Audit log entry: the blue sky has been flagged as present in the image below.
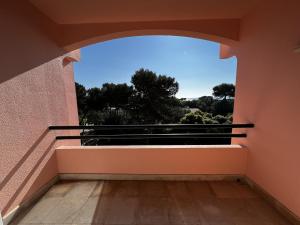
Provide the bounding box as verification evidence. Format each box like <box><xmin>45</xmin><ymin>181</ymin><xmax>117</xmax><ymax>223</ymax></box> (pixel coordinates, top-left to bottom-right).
<box><xmin>74</xmin><ymin>36</ymin><xmax>237</xmax><ymax>98</ymax></box>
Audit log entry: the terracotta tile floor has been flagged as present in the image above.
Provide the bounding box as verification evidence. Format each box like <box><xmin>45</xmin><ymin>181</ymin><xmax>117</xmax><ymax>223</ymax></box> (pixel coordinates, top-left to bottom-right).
<box><xmin>11</xmin><ymin>180</ymin><xmax>292</xmax><ymax>225</ymax></box>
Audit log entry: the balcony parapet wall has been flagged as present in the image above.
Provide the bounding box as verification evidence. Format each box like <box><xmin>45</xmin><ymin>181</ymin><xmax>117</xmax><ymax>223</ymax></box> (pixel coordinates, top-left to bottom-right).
<box><xmin>55</xmin><ymin>145</ymin><xmax>247</xmax><ymax>176</ymax></box>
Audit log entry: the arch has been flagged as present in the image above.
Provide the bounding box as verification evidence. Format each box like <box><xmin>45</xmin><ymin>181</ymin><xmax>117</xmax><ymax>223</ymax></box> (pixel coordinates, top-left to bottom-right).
<box><xmin>55</xmin><ymin>19</ymin><xmax>240</xmax><ymax>51</ymax></box>
<box><xmin>62</xmin><ymin>29</ymin><xmax>237</xmax><ymax>52</ymax></box>
<box><xmin>0</xmin><ymin>0</ymin><xmax>240</xmax><ymax>84</ymax></box>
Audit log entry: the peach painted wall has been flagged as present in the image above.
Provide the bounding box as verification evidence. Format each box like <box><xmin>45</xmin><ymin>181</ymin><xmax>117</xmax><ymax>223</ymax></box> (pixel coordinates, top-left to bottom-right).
<box><xmin>0</xmin><ymin>5</ymin><xmax>80</xmax><ymax>215</ymax></box>
<box><xmin>0</xmin><ymin>52</ymin><xmax>80</xmax><ymax>216</ymax></box>
<box><xmin>233</xmin><ymin>0</ymin><xmax>300</xmax><ymax>217</ymax></box>
<box><xmin>56</xmin><ymin>145</ymin><xmax>247</xmax><ymax>175</ymax></box>
<box><xmin>0</xmin><ymin>3</ymin><xmax>81</xmax><ymax>216</ymax></box>
<box><xmin>1</xmin><ymin>0</ymin><xmax>300</xmax><ymax>220</ymax></box>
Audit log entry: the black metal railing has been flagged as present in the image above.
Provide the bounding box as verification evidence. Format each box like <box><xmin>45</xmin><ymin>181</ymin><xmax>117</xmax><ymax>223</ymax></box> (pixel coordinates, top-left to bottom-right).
<box><xmin>49</xmin><ymin>123</ymin><xmax>254</xmax><ymax>146</ymax></box>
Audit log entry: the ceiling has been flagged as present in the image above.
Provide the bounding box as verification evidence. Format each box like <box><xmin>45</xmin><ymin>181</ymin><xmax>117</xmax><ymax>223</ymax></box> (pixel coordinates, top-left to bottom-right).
<box><xmin>29</xmin><ymin>0</ymin><xmax>259</xmax><ymax>24</ymax></box>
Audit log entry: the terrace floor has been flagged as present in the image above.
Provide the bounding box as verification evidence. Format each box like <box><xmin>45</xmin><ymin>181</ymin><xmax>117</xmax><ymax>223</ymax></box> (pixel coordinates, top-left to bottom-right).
<box><xmin>11</xmin><ymin>180</ymin><xmax>292</xmax><ymax>225</ymax></box>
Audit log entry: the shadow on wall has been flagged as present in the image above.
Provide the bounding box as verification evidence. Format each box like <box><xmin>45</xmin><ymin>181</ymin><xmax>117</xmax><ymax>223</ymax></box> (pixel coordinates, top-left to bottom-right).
<box><xmin>1</xmin><ymin>131</ymin><xmax>56</xmax><ymax>215</ymax></box>
<box><xmin>0</xmin><ymin>129</ymin><xmax>49</xmax><ymax>191</ymax></box>
<box><xmin>0</xmin><ymin>2</ymin><xmax>66</xmax><ymax>84</ymax></box>
<box><xmin>1</xmin><ymin>1</ymin><xmax>240</xmax><ymax>84</ymax></box>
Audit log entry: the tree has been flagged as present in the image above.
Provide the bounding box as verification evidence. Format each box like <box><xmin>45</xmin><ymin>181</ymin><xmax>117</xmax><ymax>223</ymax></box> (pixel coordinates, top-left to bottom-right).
<box><xmin>212</xmin><ymin>83</ymin><xmax>235</xmax><ymax>100</ymax></box>
<box><xmin>211</xmin><ymin>83</ymin><xmax>235</xmax><ymax>116</ymax></box>
<box><xmin>86</xmin><ymin>87</ymin><xmax>105</xmax><ymax>111</ymax></box>
<box><xmin>213</xmin><ymin>114</ymin><xmax>228</xmax><ymax>124</ymax></box>
<box><xmin>75</xmin><ymin>82</ymin><xmax>88</xmax><ymax>124</ymax></box>
<box><xmin>130</xmin><ymin>68</ymin><xmax>180</xmax><ymax>123</ymax></box>
<box><xmin>76</xmin><ymin>74</ymin><xmax>236</xmax><ymax>126</ymax></box>
<box><xmin>197</xmin><ymin>96</ymin><xmax>215</xmax><ymax>113</ymax></box>
<box><xmin>180</xmin><ymin>111</ymin><xmax>205</xmax><ymax>124</ymax></box>
<box><xmin>213</xmin><ymin>98</ymin><xmax>234</xmax><ymax>115</ymax></box>
<box><xmin>131</xmin><ymin>69</ymin><xmax>178</xmax><ymax>98</ymax></box>
<box><xmin>180</xmin><ymin>99</ymin><xmax>199</xmax><ymax>108</ymax></box>
<box><xmin>76</xmin><ymin>83</ymin><xmax>105</xmax><ymax>124</ymax></box>
<box><xmin>180</xmin><ymin>110</ymin><xmax>217</xmax><ymax>124</ymax></box>
<box><xmin>101</xmin><ymin>83</ymin><xmax>133</xmax><ymax>110</ymax></box>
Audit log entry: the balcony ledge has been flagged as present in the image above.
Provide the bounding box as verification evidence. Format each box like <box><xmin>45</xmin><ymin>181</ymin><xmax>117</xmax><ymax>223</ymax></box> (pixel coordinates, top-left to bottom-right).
<box><xmin>55</xmin><ymin>144</ymin><xmax>247</xmax><ymax>176</ymax></box>
<box><xmin>56</xmin><ymin>144</ymin><xmax>244</xmax><ymax>150</ymax></box>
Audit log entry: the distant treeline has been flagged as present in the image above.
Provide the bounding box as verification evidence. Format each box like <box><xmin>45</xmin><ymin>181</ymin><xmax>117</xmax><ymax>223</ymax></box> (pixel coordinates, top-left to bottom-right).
<box><xmin>75</xmin><ymin>68</ymin><xmax>235</xmax><ymax>125</ymax></box>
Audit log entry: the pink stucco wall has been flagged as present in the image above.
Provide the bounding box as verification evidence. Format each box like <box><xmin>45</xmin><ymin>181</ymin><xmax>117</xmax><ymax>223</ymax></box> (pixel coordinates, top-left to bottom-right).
<box><xmin>233</xmin><ymin>0</ymin><xmax>300</xmax><ymax>217</ymax></box>
<box><xmin>56</xmin><ymin>145</ymin><xmax>247</xmax><ymax>175</ymax></box>
<box><xmin>0</xmin><ymin>53</ymin><xmax>80</xmax><ymax>216</ymax></box>
<box><xmin>1</xmin><ymin>0</ymin><xmax>300</xmax><ymax>220</ymax></box>
<box><xmin>0</xmin><ymin>5</ymin><xmax>81</xmax><ymax>217</ymax></box>
<box><xmin>0</xmin><ymin>8</ymin><xmax>80</xmax><ymax>214</ymax></box>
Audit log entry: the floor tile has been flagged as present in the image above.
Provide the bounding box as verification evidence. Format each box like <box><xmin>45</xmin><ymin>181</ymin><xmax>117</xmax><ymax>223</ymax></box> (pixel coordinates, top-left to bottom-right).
<box><xmin>42</xmin><ymin>181</ymin><xmax>98</xmax><ymax>223</ymax></box>
<box><xmin>136</xmin><ymin>197</ymin><xmax>182</xmax><ymax>225</ymax></box>
<box><xmin>210</xmin><ymin>181</ymin><xmax>245</xmax><ymax>198</ymax></box>
<box><xmin>246</xmin><ymin>198</ymin><xmax>292</xmax><ymax>225</ymax></box>
<box><xmin>198</xmin><ymin>198</ymin><xmax>233</xmax><ymax>223</ymax></box>
<box><xmin>139</xmin><ymin>181</ymin><xmax>169</xmax><ymax>197</ymax></box>
<box><xmin>10</xmin><ymin>180</ymin><xmax>293</xmax><ymax>225</ymax></box>
<box><xmin>92</xmin><ymin>196</ymin><xmax>139</xmax><ymax>225</ymax></box>
<box><xmin>102</xmin><ymin>180</ymin><xmax>140</xmax><ymax>197</ymax></box>
<box><xmin>186</xmin><ymin>181</ymin><xmax>215</xmax><ymax>198</ymax></box>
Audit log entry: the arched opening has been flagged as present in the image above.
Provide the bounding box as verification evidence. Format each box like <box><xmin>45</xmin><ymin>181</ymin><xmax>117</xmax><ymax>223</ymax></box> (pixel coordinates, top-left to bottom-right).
<box><xmin>3</xmin><ymin>2</ymin><xmax>300</xmax><ymax>224</ymax></box>
<box><xmin>61</xmin><ymin>26</ymin><xmax>239</xmax><ymax>52</ymax></box>
<box><xmin>72</xmin><ymin>35</ymin><xmax>238</xmax><ymax>145</ymax></box>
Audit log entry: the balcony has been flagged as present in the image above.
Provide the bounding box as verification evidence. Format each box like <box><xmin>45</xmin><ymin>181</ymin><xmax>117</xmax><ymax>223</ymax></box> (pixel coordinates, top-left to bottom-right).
<box><xmin>10</xmin><ymin>180</ymin><xmax>292</xmax><ymax>225</ymax></box>
<box><xmin>1</xmin><ymin>1</ymin><xmax>300</xmax><ymax>225</ymax></box>
<box><xmin>2</xmin><ymin>124</ymin><xmax>296</xmax><ymax>225</ymax></box>
<box><xmin>51</xmin><ymin>124</ymin><xmax>250</xmax><ymax>176</ymax></box>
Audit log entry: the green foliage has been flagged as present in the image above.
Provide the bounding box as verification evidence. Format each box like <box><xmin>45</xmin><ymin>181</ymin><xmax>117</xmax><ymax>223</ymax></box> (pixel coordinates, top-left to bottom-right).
<box><xmin>213</xmin><ymin>83</ymin><xmax>235</xmax><ymax>100</ymax></box>
<box><xmin>101</xmin><ymin>110</ymin><xmax>127</xmax><ymax>125</ymax></box>
<box><xmin>131</xmin><ymin>68</ymin><xmax>178</xmax><ymax>97</ymax></box>
<box><xmin>180</xmin><ymin>111</ymin><xmax>204</xmax><ymax>124</ymax></box>
<box><xmin>180</xmin><ymin>110</ymin><xmax>233</xmax><ymax>125</ymax></box>
<box><xmin>75</xmin><ymin>82</ymin><xmax>87</xmax><ymax>110</ymax></box>
<box><xmin>213</xmin><ymin>99</ymin><xmax>234</xmax><ymax>115</ymax></box>
<box><xmin>75</xmin><ymin>82</ymin><xmax>88</xmax><ymax>124</ymax></box>
<box><xmin>85</xmin><ymin>110</ymin><xmax>103</xmax><ymax>125</ymax></box>
<box><xmin>86</xmin><ymin>87</ymin><xmax>105</xmax><ymax>111</ymax></box>
<box><xmin>75</xmin><ymin>69</ymin><xmax>235</xmax><ymax>126</ymax></box>
<box><xmin>213</xmin><ymin>114</ymin><xmax>228</xmax><ymax>124</ymax></box>
<box><xmin>180</xmin><ymin>110</ymin><xmax>218</xmax><ymax>124</ymax></box>
<box><xmin>129</xmin><ymin>68</ymin><xmax>181</xmax><ymax>123</ymax></box>
<box><xmin>179</xmin><ymin>98</ymin><xmax>199</xmax><ymax>108</ymax></box>
<box><xmin>101</xmin><ymin>83</ymin><xmax>133</xmax><ymax>109</ymax></box>
<box><xmin>197</xmin><ymin>96</ymin><xmax>215</xmax><ymax>113</ymax></box>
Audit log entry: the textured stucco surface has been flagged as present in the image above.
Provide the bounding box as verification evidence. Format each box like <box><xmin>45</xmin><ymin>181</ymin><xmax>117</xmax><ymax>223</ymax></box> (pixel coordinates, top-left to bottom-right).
<box><xmin>232</xmin><ymin>0</ymin><xmax>300</xmax><ymax>217</ymax></box>
<box><xmin>0</xmin><ymin>2</ymin><xmax>66</xmax><ymax>84</ymax></box>
<box><xmin>0</xmin><ymin>53</ymin><xmax>80</xmax><ymax>216</ymax></box>
<box><xmin>56</xmin><ymin>145</ymin><xmax>247</xmax><ymax>175</ymax></box>
<box><xmin>0</xmin><ymin>5</ymin><xmax>80</xmax><ymax>217</ymax></box>
<box><xmin>1</xmin><ymin>0</ymin><xmax>300</xmax><ymax>220</ymax></box>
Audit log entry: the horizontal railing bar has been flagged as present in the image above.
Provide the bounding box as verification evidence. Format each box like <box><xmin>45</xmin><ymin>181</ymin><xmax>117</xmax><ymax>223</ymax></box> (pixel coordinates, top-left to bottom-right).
<box><xmin>49</xmin><ymin>123</ymin><xmax>254</xmax><ymax>130</ymax></box>
<box><xmin>56</xmin><ymin>133</ymin><xmax>247</xmax><ymax>140</ymax></box>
